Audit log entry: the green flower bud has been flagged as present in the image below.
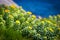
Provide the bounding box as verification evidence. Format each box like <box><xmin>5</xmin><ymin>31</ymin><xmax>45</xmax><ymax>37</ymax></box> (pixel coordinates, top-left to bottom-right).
<box><xmin>20</xmin><ymin>17</ymin><xmax>25</xmax><ymax>22</ymax></box>
<box><xmin>20</xmin><ymin>13</ymin><xmax>24</xmax><ymax>17</ymax></box>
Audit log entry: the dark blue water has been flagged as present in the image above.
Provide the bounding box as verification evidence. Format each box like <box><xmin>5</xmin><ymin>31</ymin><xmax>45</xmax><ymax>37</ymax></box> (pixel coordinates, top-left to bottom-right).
<box><xmin>13</xmin><ymin>0</ymin><xmax>60</xmax><ymax>17</ymax></box>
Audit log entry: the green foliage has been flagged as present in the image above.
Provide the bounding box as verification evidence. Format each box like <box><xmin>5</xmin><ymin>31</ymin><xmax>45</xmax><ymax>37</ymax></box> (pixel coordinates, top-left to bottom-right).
<box><xmin>0</xmin><ymin>5</ymin><xmax>60</xmax><ymax>40</ymax></box>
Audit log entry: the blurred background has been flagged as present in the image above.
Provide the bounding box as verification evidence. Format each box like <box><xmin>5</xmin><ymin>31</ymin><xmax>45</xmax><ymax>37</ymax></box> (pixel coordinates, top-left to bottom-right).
<box><xmin>13</xmin><ymin>0</ymin><xmax>60</xmax><ymax>17</ymax></box>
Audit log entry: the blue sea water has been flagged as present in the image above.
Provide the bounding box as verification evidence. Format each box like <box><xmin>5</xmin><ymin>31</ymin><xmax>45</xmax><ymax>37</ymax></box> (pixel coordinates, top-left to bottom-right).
<box><xmin>13</xmin><ymin>0</ymin><xmax>60</xmax><ymax>17</ymax></box>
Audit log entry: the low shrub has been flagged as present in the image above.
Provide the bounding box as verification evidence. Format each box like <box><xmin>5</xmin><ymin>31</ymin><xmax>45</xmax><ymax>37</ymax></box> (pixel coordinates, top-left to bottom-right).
<box><xmin>0</xmin><ymin>4</ymin><xmax>60</xmax><ymax>40</ymax></box>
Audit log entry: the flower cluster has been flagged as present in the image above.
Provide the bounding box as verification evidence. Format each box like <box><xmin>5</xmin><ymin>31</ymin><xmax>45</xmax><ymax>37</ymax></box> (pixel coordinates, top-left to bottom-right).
<box><xmin>15</xmin><ymin>20</ymin><xmax>20</xmax><ymax>24</ymax></box>
<box><xmin>0</xmin><ymin>5</ymin><xmax>60</xmax><ymax>40</ymax></box>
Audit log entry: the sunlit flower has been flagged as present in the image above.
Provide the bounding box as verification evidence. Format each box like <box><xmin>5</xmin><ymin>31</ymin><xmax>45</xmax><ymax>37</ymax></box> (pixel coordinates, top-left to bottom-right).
<box><xmin>58</xmin><ymin>28</ymin><xmax>60</xmax><ymax>30</ymax></box>
<box><xmin>47</xmin><ymin>20</ymin><xmax>52</xmax><ymax>24</ymax></box>
<box><xmin>28</xmin><ymin>26</ymin><xmax>32</xmax><ymax>29</ymax></box>
<box><xmin>31</xmin><ymin>21</ymin><xmax>35</xmax><ymax>24</ymax></box>
<box><xmin>9</xmin><ymin>15</ymin><xmax>14</xmax><ymax>19</ymax></box>
<box><xmin>26</xmin><ymin>21</ymin><xmax>29</xmax><ymax>24</ymax></box>
<box><xmin>31</xmin><ymin>18</ymin><xmax>34</xmax><ymax>20</ymax></box>
<box><xmin>54</xmin><ymin>24</ymin><xmax>57</xmax><ymax>26</ymax></box>
<box><xmin>5</xmin><ymin>9</ymin><xmax>10</xmax><ymax>12</ymax></box>
<box><xmin>41</xmin><ymin>21</ymin><xmax>45</xmax><ymax>24</ymax></box>
<box><xmin>27</xmin><ymin>11</ymin><xmax>32</xmax><ymax>15</ymax></box>
<box><xmin>16</xmin><ymin>20</ymin><xmax>20</xmax><ymax>24</ymax></box>
<box><xmin>32</xmin><ymin>15</ymin><xmax>36</xmax><ymax>19</ymax></box>
<box><xmin>49</xmin><ymin>28</ymin><xmax>54</xmax><ymax>32</ymax></box>
<box><xmin>10</xmin><ymin>4</ymin><xmax>16</xmax><ymax>8</ymax></box>
<box><xmin>54</xmin><ymin>16</ymin><xmax>57</xmax><ymax>19</ymax></box>
<box><xmin>43</xmin><ymin>36</ymin><xmax>47</xmax><ymax>39</ymax></box>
